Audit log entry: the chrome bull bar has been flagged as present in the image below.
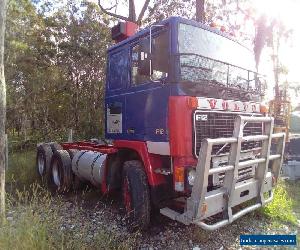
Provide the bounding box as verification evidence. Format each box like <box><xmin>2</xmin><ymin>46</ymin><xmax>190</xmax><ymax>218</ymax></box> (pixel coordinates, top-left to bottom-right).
<box><xmin>160</xmin><ymin>116</ymin><xmax>286</xmax><ymax>231</ymax></box>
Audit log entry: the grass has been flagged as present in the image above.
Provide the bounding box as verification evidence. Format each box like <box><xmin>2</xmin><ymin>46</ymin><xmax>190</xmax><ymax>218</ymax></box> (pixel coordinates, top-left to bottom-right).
<box><xmin>2</xmin><ymin>150</ymin><xmax>300</xmax><ymax>249</ymax></box>
<box><xmin>261</xmin><ymin>180</ymin><xmax>298</xmax><ymax>225</ymax></box>
<box><xmin>6</xmin><ymin>150</ymin><xmax>38</xmax><ymax>190</ymax></box>
<box><xmin>1</xmin><ymin>150</ymin><xmax>135</xmax><ymax>250</ymax></box>
<box><xmin>191</xmin><ymin>180</ymin><xmax>300</xmax><ymax>248</ymax></box>
<box><xmin>0</xmin><ymin>185</ymin><xmax>60</xmax><ymax>250</ymax></box>
<box><xmin>0</xmin><ymin>184</ymin><xmax>135</xmax><ymax>250</ymax></box>
<box><xmin>0</xmin><ymin>182</ymin><xmax>135</xmax><ymax>250</ymax></box>
<box><xmin>285</xmin><ymin>180</ymin><xmax>300</xmax><ymax>218</ymax></box>
<box><xmin>258</xmin><ymin>180</ymin><xmax>300</xmax><ymax>249</ymax></box>
<box><xmin>0</xmin><ymin>184</ymin><xmax>62</xmax><ymax>250</ymax></box>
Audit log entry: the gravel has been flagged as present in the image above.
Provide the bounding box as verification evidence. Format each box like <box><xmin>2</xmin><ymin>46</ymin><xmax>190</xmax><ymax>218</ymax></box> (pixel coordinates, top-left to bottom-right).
<box><xmin>40</xmin><ymin>188</ymin><xmax>298</xmax><ymax>250</ymax></box>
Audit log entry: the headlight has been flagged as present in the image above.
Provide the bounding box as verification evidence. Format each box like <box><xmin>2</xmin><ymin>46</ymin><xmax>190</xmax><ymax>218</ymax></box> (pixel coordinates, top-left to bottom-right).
<box><xmin>187</xmin><ymin>169</ymin><xmax>196</xmax><ymax>186</ymax></box>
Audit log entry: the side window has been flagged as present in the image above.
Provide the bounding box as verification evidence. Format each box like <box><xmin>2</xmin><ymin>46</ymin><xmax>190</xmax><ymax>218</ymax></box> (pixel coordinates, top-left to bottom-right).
<box><xmin>131</xmin><ymin>30</ymin><xmax>169</xmax><ymax>85</ymax></box>
<box><xmin>131</xmin><ymin>44</ymin><xmax>150</xmax><ymax>85</ymax></box>
<box><xmin>109</xmin><ymin>49</ymin><xmax>129</xmax><ymax>90</ymax></box>
<box><xmin>152</xmin><ymin>30</ymin><xmax>169</xmax><ymax>75</ymax></box>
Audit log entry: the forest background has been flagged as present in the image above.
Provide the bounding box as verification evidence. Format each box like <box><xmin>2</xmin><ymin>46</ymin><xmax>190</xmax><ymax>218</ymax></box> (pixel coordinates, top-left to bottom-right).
<box><xmin>5</xmin><ymin>0</ymin><xmax>297</xmax><ymax>150</ymax></box>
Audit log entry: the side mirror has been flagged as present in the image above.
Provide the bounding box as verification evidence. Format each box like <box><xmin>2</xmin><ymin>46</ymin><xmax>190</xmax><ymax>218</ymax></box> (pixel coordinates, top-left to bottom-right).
<box><xmin>138</xmin><ymin>37</ymin><xmax>152</xmax><ymax>76</ymax></box>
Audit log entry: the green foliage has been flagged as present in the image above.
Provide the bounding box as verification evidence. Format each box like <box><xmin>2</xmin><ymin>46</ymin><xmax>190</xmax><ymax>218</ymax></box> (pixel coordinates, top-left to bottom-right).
<box><xmin>5</xmin><ymin>0</ymin><xmax>112</xmax><ymax>142</ymax></box>
<box><xmin>6</xmin><ymin>150</ymin><xmax>37</xmax><ymax>190</ymax></box>
<box><xmin>285</xmin><ymin>180</ymin><xmax>300</xmax><ymax>220</ymax></box>
<box><xmin>5</xmin><ymin>0</ymin><xmax>270</xmax><ymax>144</ymax></box>
<box><xmin>261</xmin><ymin>181</ymin><xmax>298</xmax><ymax>225</ymax></box>
<box><xmin>145</xmin><ymin>0</ymin><xmax>195</xmax><ymax>25</ymax></box>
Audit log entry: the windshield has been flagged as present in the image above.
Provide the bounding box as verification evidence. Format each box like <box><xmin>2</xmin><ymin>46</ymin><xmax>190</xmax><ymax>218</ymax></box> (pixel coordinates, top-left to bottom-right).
<box><xmin>178</xmin><ymin>23</ymin><xmax>261</xmax><ymax>93</ymax></box>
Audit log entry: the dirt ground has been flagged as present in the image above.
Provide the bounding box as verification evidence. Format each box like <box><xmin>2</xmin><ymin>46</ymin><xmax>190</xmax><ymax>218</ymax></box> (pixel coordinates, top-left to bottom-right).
<box><xmin>51</xmin><ymin>181</ymin><xmax>299</xmax><ymax>250</ymax></box>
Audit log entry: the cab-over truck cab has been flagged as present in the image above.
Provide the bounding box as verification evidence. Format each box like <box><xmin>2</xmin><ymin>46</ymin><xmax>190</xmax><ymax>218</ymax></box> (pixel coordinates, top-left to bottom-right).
<box><xmin>37</xmin><ymin>17</ymin><xmax>286</xmax><ymax>231</ymax></box>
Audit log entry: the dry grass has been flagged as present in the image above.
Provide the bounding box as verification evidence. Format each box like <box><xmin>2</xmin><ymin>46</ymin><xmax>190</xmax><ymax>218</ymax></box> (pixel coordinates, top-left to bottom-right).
<box><xmin>2</xmin><ymin>150</ymin><xmax>135</xmax><ymax>250</ymax></box>
<box><xmin>3</xmin><ymin>150</ymin><xmax>300</xmax><ymax>249</ymax></box>
<box><xmin>0</xmin><ymin>183</ymin><xmax>135</xmax><ymax>250</ymax></box>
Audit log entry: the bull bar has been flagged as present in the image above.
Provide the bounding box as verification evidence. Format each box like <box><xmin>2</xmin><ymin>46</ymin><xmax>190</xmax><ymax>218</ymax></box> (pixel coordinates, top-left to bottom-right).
<box><xmin>160</xmin><ymin>115</ymin><xmax>286</xmax><ymax>231</ymax></box>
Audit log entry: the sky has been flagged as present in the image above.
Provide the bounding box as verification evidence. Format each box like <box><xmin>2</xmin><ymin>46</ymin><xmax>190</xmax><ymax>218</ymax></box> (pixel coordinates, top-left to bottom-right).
<box><xmin>253</xmin><ymin>0</ymin><xmax>300</xmax><ymax>77</ymax></box>
<box><xmin>270</xmin><ymin>1</ymin><xmax>300</xmax><ymax>83</ymax></box>
<box><xmin>97</xmin><ymin>0</ymin><xmax>145</xmax><ymax>18</ymax></box>
<box><xmin>252</xmin><ymin>0</ymin><xmax>300</xmax><ymax>105</ymax></box>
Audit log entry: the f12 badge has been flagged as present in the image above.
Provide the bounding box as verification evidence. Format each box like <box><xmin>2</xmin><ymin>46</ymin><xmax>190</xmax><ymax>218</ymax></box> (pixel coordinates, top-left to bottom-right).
<box><xmin>155</xmin><ymin>128</ymin><xmax>164</xmax><ymax>135</ymax></box>
<box><xmin>195</xmin><ymin>114</ymin><xmax>208</xmax><ymax>121</ymax></box>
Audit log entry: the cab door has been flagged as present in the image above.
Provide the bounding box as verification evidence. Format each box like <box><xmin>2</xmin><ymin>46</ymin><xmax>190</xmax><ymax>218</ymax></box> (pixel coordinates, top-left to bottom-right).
<box><xmin>105</xmin><ymin>47</ymin><xmax>130</xmax><ymax>140</ymax></box>
<box><xmin>125</xmin><ymin>29</ymin><xmax>170</xmax><ymax>142</ymax></box>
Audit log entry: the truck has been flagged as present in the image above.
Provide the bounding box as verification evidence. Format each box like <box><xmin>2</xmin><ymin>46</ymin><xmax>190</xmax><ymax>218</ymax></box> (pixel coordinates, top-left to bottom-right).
<box><xmin>36</xmin><ymin>17</ymin><xmax>286</xmax><ymax>231</ymax></box>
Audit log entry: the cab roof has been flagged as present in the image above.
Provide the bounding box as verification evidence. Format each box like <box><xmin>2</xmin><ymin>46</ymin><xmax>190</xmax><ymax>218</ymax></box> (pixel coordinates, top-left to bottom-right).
<box><xmin>108</xmin><ymin>16</ymin><xmax>240</xmax><ymax>52</ymax></box>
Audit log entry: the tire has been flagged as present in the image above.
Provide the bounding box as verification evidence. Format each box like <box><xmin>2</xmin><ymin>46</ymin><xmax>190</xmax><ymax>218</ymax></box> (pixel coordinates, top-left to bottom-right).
<box><xmin>36</xmin><ymin>144</ymin><xmax>53</xmax><ymax>181</ymax></box>
<box><xmin>67</xmin><ymin>149</ymin><xmax>78</xmax><ymax>160</ymax></box>
<box><xmin>122</xmin><ymin>160</ymin><xmax>150</xmax><ymax>231</ymax></box>
<box><xmin>48</xmin><ymin>150</ymin><xmax>73</xmax><ymax>193</ymax></box>
<box><xmin>49</xmin><ymin>142</ymin><xmax>63</xmax><ymax>152</ymax></box>
<box><xmin>67</xmin><ymin>149</ymin><xmax>85</xmax><ymax>191</ymax></box>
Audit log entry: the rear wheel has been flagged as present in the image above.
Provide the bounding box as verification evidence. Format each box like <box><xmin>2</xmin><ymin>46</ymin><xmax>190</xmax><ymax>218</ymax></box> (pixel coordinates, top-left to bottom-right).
<box><xmin>36</xmin><ymin>144</ymin><xmax>53</xmax><ymax>181</ymax></box>
<box><xmin>49</xmin><ymin>142</ymin><xmax>62</xmax><ymax>152</ymax></box>
<box><xmin>48</xmin><ymin>150</ymin><xmax>73</xmax><ymax>193</ymax></box>
<box><xmin>122</xmin><ymin>160</ymin><xmax>150</xmax><ymax>231</ymax></box>
<box><xmin>67</xmin><ymin>149</ymin><xmax>78</xmax><ymax>160</ymax></box>
<box><xmin>67</xmin><ymin>149</ymin><xmax>85</xmax><ymax>191</ymax></box>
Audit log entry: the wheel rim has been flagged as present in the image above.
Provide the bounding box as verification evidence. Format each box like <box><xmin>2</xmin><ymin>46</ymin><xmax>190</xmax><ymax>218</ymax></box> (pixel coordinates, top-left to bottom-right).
<box><xmin>52</xmin><ymin>160</ymin><xmax>61</xmax><ymax>187</ymax></box>
<box><xmin>38</xmin><ymin>154</ymin><xmax>45</xmax><ymax>176</ymax></box>
<box><xmin>123</xmin><ymin>178</ymin><xmax>132</xmax><ymax>213</ymax></box>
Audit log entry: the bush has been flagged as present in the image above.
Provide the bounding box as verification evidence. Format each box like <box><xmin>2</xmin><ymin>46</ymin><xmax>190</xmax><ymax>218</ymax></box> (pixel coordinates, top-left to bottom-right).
<box><xmin>261</xmin><ymin>180</ymin><xmax>298</xmax><ymax>225</ymax></box>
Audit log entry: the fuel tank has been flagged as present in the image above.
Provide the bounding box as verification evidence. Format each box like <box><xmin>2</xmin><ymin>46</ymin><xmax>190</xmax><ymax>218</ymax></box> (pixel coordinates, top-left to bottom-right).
<box><xmin>71</xmin><ymin>151</ymin><xmax>107</xmax><ymax>187</ymax></box>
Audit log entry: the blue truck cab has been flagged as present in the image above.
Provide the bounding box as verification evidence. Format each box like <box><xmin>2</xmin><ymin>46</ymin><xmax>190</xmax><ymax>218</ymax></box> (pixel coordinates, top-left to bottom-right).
<box><xmin>105</xmin><ymin>16</ymin><xmax>262</xmax><ymax>145</ymax></box>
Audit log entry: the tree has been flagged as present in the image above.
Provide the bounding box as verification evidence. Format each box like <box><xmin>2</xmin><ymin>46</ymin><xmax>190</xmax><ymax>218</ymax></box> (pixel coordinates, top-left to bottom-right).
<box><xmin>144</xmin><ymin>0</ymin><xmax>195</xmax><ymax>25</ymax></box>
<box><xmin>0</xmin><ymin>0</ymin><xmax>7</xmax><ymax>220</ymax></box>
<box><xmin>5</xmin><ymin>0</ymin><xmax>112</xmax><ymax>141</ymax></box>
<box><xmin>269</xmin><ymin>21</ymin><xmax>292</xmax><ymax>98</ymax></box>
<box><xmin>196</xmin><ymin>0</ymin><xmax>205</xmax><ymax>22</ymax></box>
<box><xmin>98</xmin><ymin>0</ymin><xmax>150</xmax><ymax>25</ymax></box>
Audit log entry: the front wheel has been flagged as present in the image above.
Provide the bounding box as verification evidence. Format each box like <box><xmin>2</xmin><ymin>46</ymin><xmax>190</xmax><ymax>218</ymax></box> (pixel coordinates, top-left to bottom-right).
<box><xmin>122</xmin><ymin>160</ymin><xmax>150</xmax><ymax>231</ymax></box>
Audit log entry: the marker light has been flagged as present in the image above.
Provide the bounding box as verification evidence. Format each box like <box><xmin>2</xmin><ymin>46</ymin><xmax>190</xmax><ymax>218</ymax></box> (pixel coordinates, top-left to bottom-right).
<box><xmin>210</xmin><ymin>22</ymin><xmax>217</xmax><ymax>28</ymax></box>
<box><xmin>260</xmin><ymin>103</ymin><xmax>269</xmax><ymax>113</ymax></box>
<box><xmin>187</xmin><ymin>97</ymin><xmax>198</xmax><ymax>109</ymax></box>
<box><xmin>229</xmin><ymin>31</ymin><xmax>236</xmax><ymax>37</ymax></box>
<box><xmin>174</xmin><ymin>166</ymin><xmax>185</xmax><ymax>192</ymax></box>
<box><xmin>220</xmin><ymin>26</ymin><xmax>226</xmax><ymax>32</ymax></box>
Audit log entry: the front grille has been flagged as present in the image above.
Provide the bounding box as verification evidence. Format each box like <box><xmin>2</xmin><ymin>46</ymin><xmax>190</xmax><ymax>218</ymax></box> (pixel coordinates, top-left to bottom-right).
<box><xmin>193</xmin><ymin>111</ymin><xmax>262</xmax><ymax>157</ymax></box>
<box><xmin>211</xmin><ymin>156</ymin><xmax>256</xmax><ymax>186</ymax></box>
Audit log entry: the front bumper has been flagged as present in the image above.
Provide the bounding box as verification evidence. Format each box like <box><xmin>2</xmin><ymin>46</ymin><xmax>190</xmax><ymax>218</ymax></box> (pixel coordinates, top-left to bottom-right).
<box><xmin>160</xmin><ymin>115</ymin><xmax>286</xmax><ymax>230</ymax></box>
